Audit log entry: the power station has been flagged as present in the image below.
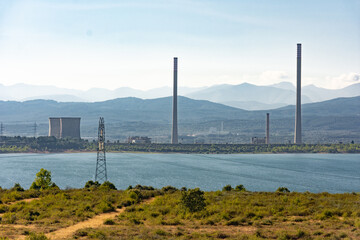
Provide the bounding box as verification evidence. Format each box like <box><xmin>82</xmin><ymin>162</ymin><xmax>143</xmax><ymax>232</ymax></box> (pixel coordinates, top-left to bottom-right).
<box><xmin>49</xmin><ymin>117</ymin><xmax>81</xmax><ymax>139</ymax></box>
<box><xmin>171</xmin><ymin>57</ymin><xmax>179</xmax><ymax>144</ymax></box>
<box><xmin>294</xmin><ymin>43</ymin><xmax>302</xmax><ymax>144</ymax></box>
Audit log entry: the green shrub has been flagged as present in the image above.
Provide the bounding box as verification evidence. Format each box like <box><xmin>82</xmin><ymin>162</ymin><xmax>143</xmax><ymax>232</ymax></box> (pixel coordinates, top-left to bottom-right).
<box><xmin>99</xmin><ymin>181</ymin><xmax>117</xmax><ymax>190</ymax></box>
<box><xmin>235</xmin><ymin>184</ymin><xmax>246</xmax><ymax>192</ymax></box>
<box><xmin>103</xmin><ymin>219</ymin><xmax>115</xmax><ymax>225</ymax></box>
<box><xmin>96</xmin><ymin>201</ymin><xmax>115</xmax><ymax>213</ymax></box>
<box><xmin>133</xmin><ymin>185</ymin><xmax>154</xmax><ymax>190</ymax></box>
<box><xmin>84</xmin><ymin>180</ymin><xmax>100</xmax><ymax>188</ymax></box>
<box><xmin>161</xmin><ymin>186</ymin><xmax>178</xmax><ymax>193</ymax></box>
<box><xmin>128</xmin><ymin>189</ymin><xmax>143</xmax><ymax>202</ymax></box>
<box><xmin>11</xmin><ymin>183</ymin><xmax>24</xmax><ymax>192</ymax></box>
<box><xmin>25</xmin><ymin>233</ymin><xmax>49</xmax><ymax>240</ymax></box>
<box><xmin>180</xmin><ymin>188</ymin><xmax>206</xmax><ymax>212</ymax></box>
<box><xmin>276</xmin><ymin>187</ymin><xmax>290</xmax><ymax>193</ymax></box>
<box><xmin>222</xmin><ymin>185</ymin><xmax>233</xmax><ymax>191</ymax></box>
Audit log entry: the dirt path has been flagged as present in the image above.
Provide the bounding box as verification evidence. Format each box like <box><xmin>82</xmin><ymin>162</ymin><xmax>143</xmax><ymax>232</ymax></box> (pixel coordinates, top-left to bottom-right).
<box><xmin>3</xmin><ymin>197</ymin><xmax>40</xmax><ymax>205</ymax></box>
<box><xmin>46</xmin><ymin>197</ymin><xmax>156</xmax><ymax>240</ymax></box>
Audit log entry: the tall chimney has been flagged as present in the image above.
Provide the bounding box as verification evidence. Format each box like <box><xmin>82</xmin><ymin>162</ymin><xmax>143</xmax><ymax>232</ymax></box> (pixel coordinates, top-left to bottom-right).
<box><xmin>266</xmin><ymin>113</ymin><xmax>270</xmax><ymax>144</ymax></box>
<box><xmin>294</xmin><ymin>43</ymin><xmax>302</xmax><ymax>144</ymax></box>
<box><xmin>171</xmin><ymin>57</ymin><xmax>178</xmax><ymax>144</ymax></box>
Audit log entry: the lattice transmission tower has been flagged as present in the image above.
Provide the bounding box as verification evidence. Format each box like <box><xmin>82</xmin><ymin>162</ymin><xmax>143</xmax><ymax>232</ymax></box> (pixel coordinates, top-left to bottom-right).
<box><xmin>95</xmin><ymin>117</ymin><xmax>107</xmax><ymax>182</ymax></box>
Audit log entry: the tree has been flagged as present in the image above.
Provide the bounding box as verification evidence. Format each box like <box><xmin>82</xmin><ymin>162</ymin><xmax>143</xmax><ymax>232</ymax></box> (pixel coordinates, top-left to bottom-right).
<box><xmin>30</xmin><ymin>168</ymin><xmax>55</xmax><ymax>190</ymax></box>
<box><xmin>181</xmin><ymin>188</ymin><xmax>206</xmax><ymax>212</ymax></box>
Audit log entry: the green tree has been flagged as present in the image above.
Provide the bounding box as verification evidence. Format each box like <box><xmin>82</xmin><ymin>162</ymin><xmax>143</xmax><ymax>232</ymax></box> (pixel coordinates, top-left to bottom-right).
<box><xmin>181</xmin><ymin>188</ymin><xmax>206</xmax><ymax>212</ymax></box>
<box><xmin>30</xmin><ymin>168</ymin><xmax>54</xmax><ymax>190</ymax></box>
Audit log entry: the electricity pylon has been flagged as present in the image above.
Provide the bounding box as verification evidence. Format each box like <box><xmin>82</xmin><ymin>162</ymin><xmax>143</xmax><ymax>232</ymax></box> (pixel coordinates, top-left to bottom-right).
<box><xmin>95</xmin><ymin>117</ymin><xmax>107</xmax><ymax>182</ymax></box>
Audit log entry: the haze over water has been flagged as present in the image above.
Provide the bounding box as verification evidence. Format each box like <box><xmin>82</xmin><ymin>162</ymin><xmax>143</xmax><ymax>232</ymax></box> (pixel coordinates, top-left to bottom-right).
<box><xmin>0</xmin><ymin>153</ymin><xmax>359</xmax><ymax>193</ymax></box>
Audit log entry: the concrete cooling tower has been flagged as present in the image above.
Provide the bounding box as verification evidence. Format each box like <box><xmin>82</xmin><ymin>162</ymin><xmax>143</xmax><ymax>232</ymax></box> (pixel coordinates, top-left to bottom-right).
<box><xmin>49</xmin><ymin>117</ymin><xmax>81</xmax><ymax>139</ymax></box>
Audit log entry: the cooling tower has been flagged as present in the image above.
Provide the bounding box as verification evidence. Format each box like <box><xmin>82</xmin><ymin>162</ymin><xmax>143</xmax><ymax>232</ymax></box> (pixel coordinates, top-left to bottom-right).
<box><xmin>49</xmin><ymin>118</ymin><xmax>61</xmax><ymax>138</ymax></box>
<box><xmin>49</xmin><ymin>117</ymin><xmax>81</xmax><ymax>139</ymax></box>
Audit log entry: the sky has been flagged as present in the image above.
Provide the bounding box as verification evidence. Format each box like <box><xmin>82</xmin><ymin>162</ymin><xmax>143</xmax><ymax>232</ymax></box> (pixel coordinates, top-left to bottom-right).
<box><xmin>0</xmin><ymin>0</ymin><xmax>359</xmax><ymax>90</ymax></box>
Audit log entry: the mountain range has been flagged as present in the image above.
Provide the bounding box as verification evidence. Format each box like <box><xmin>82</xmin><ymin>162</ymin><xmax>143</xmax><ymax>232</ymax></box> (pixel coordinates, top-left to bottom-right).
<box><xmin>0</xmin><ymin>82</ymin><xmax>359</xmax><ymax>111</ymax></box>
<box><xmin>0</xmin><ymin>96</ymin><xmax>359</xmax><ymax>143</ymax></box>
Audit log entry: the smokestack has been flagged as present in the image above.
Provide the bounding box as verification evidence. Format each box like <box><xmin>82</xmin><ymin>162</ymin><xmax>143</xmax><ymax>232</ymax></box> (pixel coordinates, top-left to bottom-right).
<box><xmin>294</xmin><ymin>43</ymin><xmax>302</xmax><ymax>144</ymax></box>
<box><xmin>266</xmin><ymin>113</ymin><xmax>270</xmax><ymax>144</ymax></box>
<box><xmin>171</xmin><ymin>57</ymin><xmax>178</xmax><ymax>144</ymax></box>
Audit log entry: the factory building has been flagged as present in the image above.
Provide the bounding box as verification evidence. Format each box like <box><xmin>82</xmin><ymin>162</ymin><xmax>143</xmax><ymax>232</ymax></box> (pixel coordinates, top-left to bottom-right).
<box><xmin>251</xmin><ymin>137</ymin><xmax>266</xmax><ymax>144</ymax></box>
<box><xmin>128</xmin><ymin>136</ymin><xmax>151</xmax><ymax>144</ymax></box>
<box><xmin>49</xmin><ymin>117</ymin><xmax>81</xmax><ymax>139</ymax></box>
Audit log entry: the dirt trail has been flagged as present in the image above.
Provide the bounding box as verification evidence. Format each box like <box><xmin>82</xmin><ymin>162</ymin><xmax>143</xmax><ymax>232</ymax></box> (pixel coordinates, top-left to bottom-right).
<box><xmin>3</xmin><ymin>198</ymin><xmax>40</xmax><ymax>205</ymax></box>
<box><xmin>46</xmin><ymin>197</ymin><xmax>156</xmax><ymax>240</ymax></box>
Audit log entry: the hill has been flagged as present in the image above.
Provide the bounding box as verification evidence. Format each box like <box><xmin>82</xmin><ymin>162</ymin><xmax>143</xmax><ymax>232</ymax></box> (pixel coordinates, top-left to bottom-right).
<box><xmin>0</xmin><ymin>96</ymin><xmax>359</xmax><ymax>143</ymax></box>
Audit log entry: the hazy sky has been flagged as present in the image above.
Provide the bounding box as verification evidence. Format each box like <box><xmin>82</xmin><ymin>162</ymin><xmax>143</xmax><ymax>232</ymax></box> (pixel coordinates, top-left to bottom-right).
<box><xmin>0</xmin><ymin>0</ymin><xmax>359</xmax><ymax>90</ymax></box>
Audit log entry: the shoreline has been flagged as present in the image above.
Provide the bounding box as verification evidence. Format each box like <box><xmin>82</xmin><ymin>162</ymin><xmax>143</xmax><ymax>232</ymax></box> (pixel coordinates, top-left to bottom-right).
<box><xmin>0</xmin><ymin>150</ymin><xmax>359</xmax><ymax>154</ymax></box>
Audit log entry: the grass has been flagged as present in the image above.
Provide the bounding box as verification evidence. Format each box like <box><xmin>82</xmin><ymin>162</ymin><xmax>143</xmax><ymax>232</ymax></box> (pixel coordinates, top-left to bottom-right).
<box><xmin>1</xmin><ymin>187</ymin><xmax>360</xmax><ymax>239</ymax></box>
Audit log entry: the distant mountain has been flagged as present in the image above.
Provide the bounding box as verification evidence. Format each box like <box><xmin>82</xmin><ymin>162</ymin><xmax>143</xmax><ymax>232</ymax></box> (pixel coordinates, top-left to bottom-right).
<box><xmin>303</xmin><ymin>83</ymin><xmax>360</xmax><ymax>102</ymax></box>
<box><xmin>0</xmin><ymin>96</ymin><xmax>359</xmax><ymax>143</ymax></box>
<box><xmin>270</xmin><ymin>82</ymin><xmax>296</xmax><ymax>91</ymax></box>
<box><xmin>0</xmin><ymin>95</ymin><xmax>358</xmax><ymax>124</ymax></box>
<box><xmin>0</xmin><ymin>97</ymin><xmax>251</xmax><ymax>124</ymax></box>
<box><xmin>0</xmin><ymin>82</ymin><xmax>359</xmax><ymax>111</ymax></box>
<box><xmin>0</xmin><ymin>83</ymin><xmax>204</xmax><ymax>102</ymax></box>
<box><xmin>273</xmin><ymin>96</ymin><xmax>360</xmax><ymax>117</ymax></box>
<box><xmin>185</xmin><ymin>83</ymin><xmax>313</xmax><ymax>107</ymax></box>
<box><xmin>23</xmin><ymin>94</ymin><xmax>86</xmax><ymax>102</ymax></box>
<box><xmin>220</xmin><ymin>101</ymin><xmax>288</xmax><ymax>111</ymax></box>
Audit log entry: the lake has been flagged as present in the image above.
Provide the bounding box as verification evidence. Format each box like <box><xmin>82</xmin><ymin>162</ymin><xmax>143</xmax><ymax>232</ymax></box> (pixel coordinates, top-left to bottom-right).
<box><xmin>0</xmin><ymin>153</ymin><xmax>359</xmax><ymax>193</ymax></box>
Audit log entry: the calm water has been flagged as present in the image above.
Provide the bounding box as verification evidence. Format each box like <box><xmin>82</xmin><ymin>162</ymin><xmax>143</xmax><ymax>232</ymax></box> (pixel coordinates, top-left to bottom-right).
<box><xmin>0</xmin><ymin>153</ymin><xmax>359</xmax><ymax>193</ymax></box>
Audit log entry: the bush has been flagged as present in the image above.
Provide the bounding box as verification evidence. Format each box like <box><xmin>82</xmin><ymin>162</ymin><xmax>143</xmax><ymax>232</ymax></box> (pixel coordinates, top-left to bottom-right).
<box><xmin>276</xmin><ymin>187</ymin><xmax>290</xmax><ymax>193</ymax></box>
<box><xmin>103</xmin><ymin>219</ymin><xmax>115</xmax><ymax>225</ymax></box>
<box><xmin>180</xmin><ymin>188</ymin><xmax>206</xmax><ymax>212</ymax></box>
<box><xmin>161</xmin><ymin>186</ymin><xmax>178</xmax><ymax>193</ymax></box>
<box><xmin>11</xmin><ymin>183</ymin><xmax>24</xmax><ymax>192</ymax></box>
<box><xmin>222</xmin><ymin>185</ymin><xmax>233</xmax><ymax>191</ymax></box>
<box><xmin>84</xmin><ymin>180</ymin><xmax>100</xmax><ymax>188</ymax></box>
<box><xmin>133</xmin><ymin>185</ymin><xmax>154</xmax><ymax>190</ymax></box>
<box><xmin>25</xmin><ymin>233</ymin><xmax>49</xmax><ymax>240</ymax></box>
<box><xmin>235</xmin><ymin>184</ymin><xmax>246</xmax><ymax>192</ymax></box>
<box><xmin>99</xmin><ymin>181</ymin><xmax>117</xmax><ymax>190</ymax></box>
<box><xmin>97</xmin><ymin>201</ymin><xmax>115</xmax><ymax>213</ymax></box>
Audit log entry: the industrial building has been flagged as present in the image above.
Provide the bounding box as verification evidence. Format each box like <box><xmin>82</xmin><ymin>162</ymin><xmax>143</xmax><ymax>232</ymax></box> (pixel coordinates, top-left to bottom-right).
<box><xmin>128</xmin><ymin>136</ymin><xmax>151</xmax><ymax>144</ymax></box>
<box><xmin>251</xmin><ymin>137</ymin><xmax>266</xmax><ymax>144</ymax></box>
<box><xmin>49</xmin><ymin>117</ymin><xmax>81</xmax><ymax>139</ymax></box>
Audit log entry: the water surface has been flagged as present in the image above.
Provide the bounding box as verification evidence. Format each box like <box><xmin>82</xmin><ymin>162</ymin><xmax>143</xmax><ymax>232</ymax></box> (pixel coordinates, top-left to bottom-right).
<box><xmin>0</xmin><ymin>153</ymin><xmax>359</xmax><ymax>193</ymax></box>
